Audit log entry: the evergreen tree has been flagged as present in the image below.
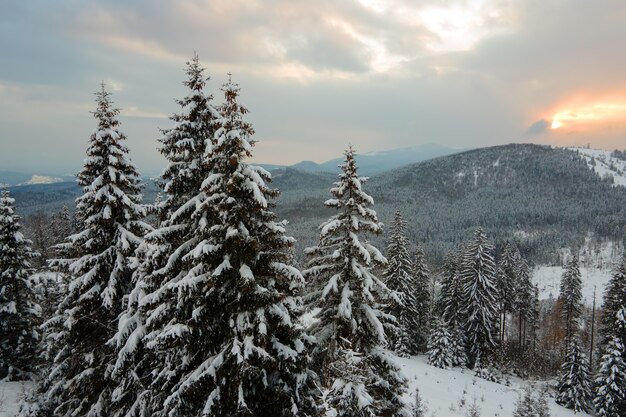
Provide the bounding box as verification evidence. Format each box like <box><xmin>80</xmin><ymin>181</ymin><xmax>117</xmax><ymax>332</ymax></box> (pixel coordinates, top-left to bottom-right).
<box><xmin>413</xmin><ymin>387</ymin><xmax>425</xmax><ymax>417</ymax></box>
<box><xmin>599</xmin><ymin>256</ymin><xmax>626</xmax><ymax>346</ymax></box>
<box><xmin>427</xmin><ymin>318</ymin><xmax>453</xmax><ymax>368</ymax></box>
<box><xmin>555</xmin><ymin>337</ymin><xmax>592</xmax><ymax>413</ymax></box>
<box><xmin>495</xmin><ymin>242</ymin><xmax>516</xmax><ymax>343</ymax></box>
<box><xmin>383</xmin><ymin>210</ymin><xmax>421</xmax><ymax>355</ymax></box>
<box><xmin>593</xmin><ymin>337</ymin><xmax>626</xmax><ymax>417</ymax></box>
<box><xmin>109</xmin><ymin>54</ymin><xmax>219</xmax><ymax>417</ymax></box>
<box><xmin>305</xmin><ymin>148</ymin><xmax>409</xmax><ymax>417</ymax></box>
<box><xmin>43</xmin><ymin>84</ymin><xmax>149</xmax><ymax>417</ymax></box>
<box><xmin>514</xmin><ymin>251</ymin><xmax>533</xmax><ymax>350</ymax></box>
<box><xmin>459</xmin><ymin>228</ymin><xmax>499</xmax><ymax>367</ymax></box>
<box><xmin>411</xmin><ymin>245</ymin><xmax>431</xmax><ymax>353</ymax></box>
<box><xmin>0</xmin><ymin>190</ymin><xmax>40</xmax><ymax>381</ymax></box>
<box><xmin>558</xmin><ymin>255</ymin><xmax>583</xmax><ymax>347</ymax></box>
<box><xmin>438</xmin><ymin>250</ymin><xmax>463</xmax><ymax>329</ymax></box>
<box><xmin>438</xmin><ymin>249</ymin><xmax>466</xmax><ymax>366</ymax></box>
<box><xmin>513</xmin><ymin>385</ymin><xmax>536</xmax><ymax>417</ymax></box>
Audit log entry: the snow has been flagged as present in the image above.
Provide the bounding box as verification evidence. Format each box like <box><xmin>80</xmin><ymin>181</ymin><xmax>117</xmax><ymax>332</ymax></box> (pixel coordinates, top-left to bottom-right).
<box><xmin>571</xmin><ymin>147</ymin><xmax>626</xmax><ymax>187</ymax></box>
<box><xmin>396</xmin><ymin>355</ymin><xmax>593</xmax><ymax>417</ymax></box>
<box><xmin>533</xmin><ymin>265</ymin><xmax>611</xmax><ymax>305</ymax></box>
<box><xmin>0</xmin><ymin>381</ymin><xmax>32</xmax><ymax>417</ymax></box>
<box><xmin>22</xmin><ymin>175</ymin><xmax>63</xmax><ymax>185</ymax></box>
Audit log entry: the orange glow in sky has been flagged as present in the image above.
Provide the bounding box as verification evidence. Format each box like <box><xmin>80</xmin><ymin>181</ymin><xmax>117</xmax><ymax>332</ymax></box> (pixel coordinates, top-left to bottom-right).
<box><xmin>550</xmin><ymin>99</ymin><xmax>626</xmax><ymax>130</ymax></box>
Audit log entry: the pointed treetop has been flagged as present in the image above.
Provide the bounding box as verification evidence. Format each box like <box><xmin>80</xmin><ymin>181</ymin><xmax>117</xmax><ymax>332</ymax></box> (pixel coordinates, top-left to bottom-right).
<box><xmin>92</xmin><ymin>82</ymin><xmax>120</xmax><ymax>130</ymax></box>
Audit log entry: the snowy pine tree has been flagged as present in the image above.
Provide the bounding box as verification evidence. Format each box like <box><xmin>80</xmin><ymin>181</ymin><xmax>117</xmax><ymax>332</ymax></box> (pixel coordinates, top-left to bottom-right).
<box><xmin>593</xmin><ymin>337</ymin><xmax>626</xmax><ymax>417</ymax></box>
<box><xmin>427</xmin><ymin>318</ymin><xmax>453</xmax><ymax>368</ymax></box>
<box><xmin>108</xmin><ymin>55</ymin><xmax>219</xmax><ymax>417</ymax></box>
<box><xmin>555</xmin><ymin>337</ymin><xmax>592</xmax><ymax>413</ymax></box>
<box><xmin>459</xmin><ymin>228</ymin><xmax>499</xmax><ymax>368</ymax></box>
<box><xmin>599</xmin><ymin>256</ymin><xmax>626</xmax><ymax>346</ymax></box>
<box><xmin>438</xmin><ymin>250</ymin><xmax>463</xmax><ymax>329</ymax></box>
<box><xmin>495</xmin><ymin>243</ymin><xmax>516</xmax><ymax>344</ymax></box>
<box><xmin>0</xmin><ymin>190</ymin><xmax>40</xmax><ymax>381</ymax></box>
<box><xmin>305</xmin><ymin>147</ymin><xmax>409</xmax><ymax>417</ymax></box>
<box><xmin>559</xmin><ymin>255</ymin><xmax>583</xmax><ymax>348</ymax></box>
<box><xmin>513</xmin><ymin>385</ymin><xmax>536</xmax><ymax>417</ymax></box>
<box><xmin>42</xmin><ymin>84</ymin><xmax>149</xmax><ymax>417</ymax></box>
<box><xmin>411</xmin><ymin>245</ymin><xmax>431</xmax><ymax>353</ymax></box>
<box><xmin>383</xmin><ymin>210</ymin><xmax>421</xmax><ymax>355</ymax></box>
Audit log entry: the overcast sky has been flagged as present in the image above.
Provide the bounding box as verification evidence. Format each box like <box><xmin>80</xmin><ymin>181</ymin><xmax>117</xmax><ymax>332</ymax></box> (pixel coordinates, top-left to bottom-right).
<box><xmin>1</xmin><ymin>0</ymin><xmax>625</xmax><ymax>175</ymax></box>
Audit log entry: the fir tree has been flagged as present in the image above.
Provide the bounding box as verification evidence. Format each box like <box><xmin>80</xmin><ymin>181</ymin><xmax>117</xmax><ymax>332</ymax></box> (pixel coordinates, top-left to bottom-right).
<box><xmin>0</xmin><ymin>190</ymin><xmax>40</xmax><ymax>381</ymax></box>
<box><xmin>438</xmin><ymin>250</ymin><xmax>463</xmax><ymax>329</ymax></box>
<box><xmin>108</xmin><ymin>54</ymin><xmax>219</xmax><ymax>417</ymax></box>
<box><xmin>305</xmin><ymin>147</ymin><xmax>409</xmax><ymax>417</ymax></box>
<box><xmin>514</xmin><ymin>251</ymin><xmax>533</xmax><ymax>350</ymax></box>
<box><xmin>593</xmin><ymin>337</ymin><xmax>626</xmax><ymax>417</ymax></box>
<box><xmin>513</xmin><ymin>385</ymin><xmax>536</xmax><ymax>417</ymax></box>
<box><xmin>427</xmin><ymin>318</ymin><xmax>453</xmax><ymax>368</ymax></box>
<box><xmin>555</xmin><ymin>337</ymin><xmax>592</xmax><ymax>413</ymax></box>
<box><xmin>140</xmin><ymin>76</ymin><xmax>315</xmax><ymax>417</ymax></box>
<box><xmin>411</xmin><ymin>245</ymin><xmax>431</xmax><ymax>353</ymax></box>
<box><xmin>495</xmin><ymin>242</ymin><xmax>516</xmax><ymax>343</ymax></box>
<box><xmin>43</xmin><ymin>84</ymin><xmax>149</xmax><ymax>417</ymax></box>
<box><xmin>383</xmin><ymin>210</ymin><xmax>421</xmax><ymax>355</ymax></box>
<box><xmin>599</xmin><ymin>256</ymin><xmax>626</xmax><ymax>346</ymax></box>
<box><xmin>559</xmin><ymin>255</ymin><xmax>583</xmax><ymax>348</ymax></box>
<box><xmin>459</xmin><ymin>228</ymin><xmax>499</xmax><ymax>367</ymax></box>
<box><xmin>413</xmin><ymin>387</ymin><xmax>426</xmax><ymax>417</ymax></box>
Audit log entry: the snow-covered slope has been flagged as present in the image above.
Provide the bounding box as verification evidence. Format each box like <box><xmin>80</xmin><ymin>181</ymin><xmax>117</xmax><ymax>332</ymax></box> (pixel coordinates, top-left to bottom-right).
<box><xmin>571</xmin><ymin>147</ymin><xmax>626</xmax><ymax>187</ymax></box>
<box><xmin>397</xmin><ymin>355</ymin><xmax>592</xmax><ymax>417</ymax></box>
<box><xmin>23</xmin><ymin>175</ymin><xmax>63</xmax><ymax>185</ymax></box>
<box><xmin>533</xmin><ymin>265</ymin><xmax>611</xmax><ymax>304</ymax></box>
<box><xmin>0</xmin><ymin>382</ymin><xmax>31</xmax><ymax>417</ymax></box>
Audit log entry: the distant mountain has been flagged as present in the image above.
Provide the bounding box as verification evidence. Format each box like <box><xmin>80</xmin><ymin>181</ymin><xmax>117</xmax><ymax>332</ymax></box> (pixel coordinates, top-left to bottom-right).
<box><xmin>290</xmin><ymin>143</ymin><xmax>461</xmax><ymax>176</ymax></box>
<box><xmin>0</xmin><ymin>170</ymin><xmax>73</xmax><ymax>187</ymax></box>
<box><xmin>273</xmin><ymin>144</ymin><xmax>626</xmax><ymax>264</ymax></box>
<box><xmin>8</xmin><ymin>144</ymin><xmax>625</xmax><ymax>266</ymax></box>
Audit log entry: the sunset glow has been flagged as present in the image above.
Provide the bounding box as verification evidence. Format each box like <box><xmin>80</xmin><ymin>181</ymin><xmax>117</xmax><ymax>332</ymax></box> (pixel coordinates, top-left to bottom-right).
<box><xmin>549</xmin><ymin>100</ymin><xmax>626</xmax><ymax>130</ymax></box>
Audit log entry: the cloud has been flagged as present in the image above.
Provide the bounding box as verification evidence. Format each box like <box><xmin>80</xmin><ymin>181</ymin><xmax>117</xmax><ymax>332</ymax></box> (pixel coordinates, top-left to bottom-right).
<box><xmin>526</xmin><ymin>119</ymin><xmax>550</xmax><ymax>135</ymax></box>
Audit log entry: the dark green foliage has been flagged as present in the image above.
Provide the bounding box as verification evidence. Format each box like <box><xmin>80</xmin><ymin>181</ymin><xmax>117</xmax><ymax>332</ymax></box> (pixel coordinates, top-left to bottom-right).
<box><xmin>0</xmin><ymin>190</ymin><xmax>40</xmax><ymax>381</ymax></box>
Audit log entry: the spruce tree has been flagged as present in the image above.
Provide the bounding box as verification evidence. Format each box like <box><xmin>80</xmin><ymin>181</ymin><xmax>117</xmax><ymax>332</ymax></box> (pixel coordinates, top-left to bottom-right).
<box><xmin>495</xmin><ymin>243</ymin><xmax>516</xmax><ymax>343</ymax></box>
<box><xmin>108</xmin><ymin>54</ymin><xmax>219</xmax><ymax>417</ymax></box>
<box><xmin>459</xmin><ymin>228</ymin><xmax>499</xmax><ymax>367</ymax></box>
<box><xmin>513</xmin><ymin>385</ymin><xmax>536</xmax><ymax>417</ymax></box>
<box><xmin>411</xmin><ymin>245</ymin><xmax>431</xmax><ymax>353</ymax></box>
<box><xmin>599</xmin><ymin>256</ymin><xmax>626</xmax><ymax>346</ymax></box>
<box><xmin>559</xmin><ymin>255</ymin><xmax>583</xmax><ymax>348</ymax></box>
<box><xmin>427</xmin><ymin>318</ymin><xmax>453</xmax><ymax>368</ymax></box>
<box><xmin>0</xmin><ymin>190</ymin><xmax>40</xmax><ymax>381</ymax></box>
<box><xmin>43</xmin><ymin>84</ymin><xmax>149</xmax><ymax>417</ymax></box>
<box><xmin>383</xmin><ymin>210</ymin><xmax>420</xmax><ymax>355</ymax></box>
<box><xmin>141</xmin><ymin>76</ymin><xmax>315</xmax><ymax>417</ymax></box>
<box><xmin>305</xmin><ymin>148</ymin><xmax>409</xmax><ymax>417</ymax></box>
<box><xmin>594</xmin><ymin>337</ymin><xmax>626</xmax><ymax>417</ymax></box>
<box><xmin>514</xmin><ymin>251</ymin><xmax>533</xmax><ymax>350</ymax></box>
<box><xmin>555</xmin><ymin>337</ymin><xmax>592</xmax><ymax>413</ymax></box>
<box><xmin>438</xmin><ymin>249</ymin><xmax>466</xmax><ymax>366</ymax></box>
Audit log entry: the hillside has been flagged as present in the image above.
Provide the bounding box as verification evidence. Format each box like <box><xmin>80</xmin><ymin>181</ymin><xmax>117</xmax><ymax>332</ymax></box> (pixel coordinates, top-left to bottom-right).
<box><xmin>8</xmin><ymin>144</ymin><xmax>626</xmax><ymax>265</ymax></box>
<box><xmin>274</xmin><ymin>144</ymin><xmax>626</xmax><ymax>264</ymax></box>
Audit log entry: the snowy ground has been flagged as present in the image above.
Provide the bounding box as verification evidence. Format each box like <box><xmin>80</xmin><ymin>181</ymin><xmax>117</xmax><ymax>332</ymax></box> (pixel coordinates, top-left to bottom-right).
<box><xmin>397</xmin><ymin>355</ymin><xmax>592</xmax><ymax>417</ymax></box>
<box><xmin>0</xmin><ymin>382</ymin><xmax>30</xmax><ymax>417</ymax></box>
<box><xmin>570</xmin><ymin>147</ymin><xmax>626</xmax><ymax>187</ymax></box>
<box><xmin>533</xmin><ymin>265</ymin><xmax>611</xmax><ymax>305</ymax></box>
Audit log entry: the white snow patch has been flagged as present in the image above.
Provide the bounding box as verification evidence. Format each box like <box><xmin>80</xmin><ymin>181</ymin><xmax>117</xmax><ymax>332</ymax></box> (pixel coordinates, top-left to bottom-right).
<box><xmin>570</xmin><ymin>147</ymin><xmax>626</xmax><ymax>187</ymax></box>
<box><xmin>0</xmin><ymin>381</ymin><xmax>32</xmax><ymax>417</ymax></box>
<box><xmin>396</xmin><ymin>354</ymin><xmax>592</xmax><ymax>417</ymax></box>
<box><xmin>22</xmin><ymin>175</ymin><xmax>63</xmax><ymax>185</ymax></box>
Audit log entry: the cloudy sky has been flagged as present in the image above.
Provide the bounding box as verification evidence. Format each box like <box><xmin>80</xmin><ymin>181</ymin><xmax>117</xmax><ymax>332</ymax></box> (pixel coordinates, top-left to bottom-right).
<box><xmin>1</xmin><ymin>0</ymin><xmax>625</xmax><ymax>175</ymax></box>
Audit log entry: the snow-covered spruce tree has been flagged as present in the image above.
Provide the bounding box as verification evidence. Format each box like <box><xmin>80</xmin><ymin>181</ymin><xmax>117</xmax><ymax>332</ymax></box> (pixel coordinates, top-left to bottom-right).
<box><xmin>413</xmin><ymin>387</ymin><xmax>425</xmax><ymax>417</ymax></box>
<box><xmin>514</xmin><ymin>250</ymin><xmax>533</xmax><ymax>350</ymax></box>
<box><xmin>438</xmin><ymin>250</ymin><xmax>467</xmax><ymax>366</ymax></box>
<box><xmin>143</xmin><ymin>76</ymin><xmax>315</xmax><ymax>417</ymax></box>
<box><xmin>43</xmin><ymin>84</ymin><xmax>149</xmax><ymax>417</ymax></box>
<box><xmin>558</xmin><ymin>255</ymin><xmax>583</xmax><ymax>348</ymax></box>
<box><xmin>599</xmin><ymin>256</ymin><xmax>626</xmax><ymax>346</ymax></box>
<box><xmin>108</xmin><ymin>54</ymin><xmax>219</xmax><ymax>417</ymax></box>
<box><xmin>0</xmin><ymin>190</ymin><xmax>40</xmax><ymax>381</ymax></box>
<box><xmin>555</xmin><ymin>337</ymin><xmax>592</xmax><ymax>413</ymax></box>
<box><xmin>305</xmin><ymin>148</ymin><xmax>409</xmax><ymax>417</ymax></box>
<box><xmin>459</xmin><ymin>228</ymin><xmax>499</xmax><ymax>368</ymax></box>
<box><xmin>593</xmin><ymin>336</ymin><xmax>626</xmax><ymax>417</ymax></box>
<box><xmin>427</xmin><ymin>318</ymin><xmax>453</xmax><ymax>368</ymax></box>
<box><xmin>513</xmin><ymin>385</ymin><xmax>536</xmax><ymax>417</ymax></box>
<box><xmin>495</xmin><ymin>242</ymin><xmax>516</xmax><ymax>344</ymax></box>
<box><xmin>411</xmin><ymin>245</ymin><xmax>431</xmax><ymax>353</ymax></box>
<box><xmin>383</xmin><ymin>210</ymin><xmax>419</xmax><ymax>355</ymax></box>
